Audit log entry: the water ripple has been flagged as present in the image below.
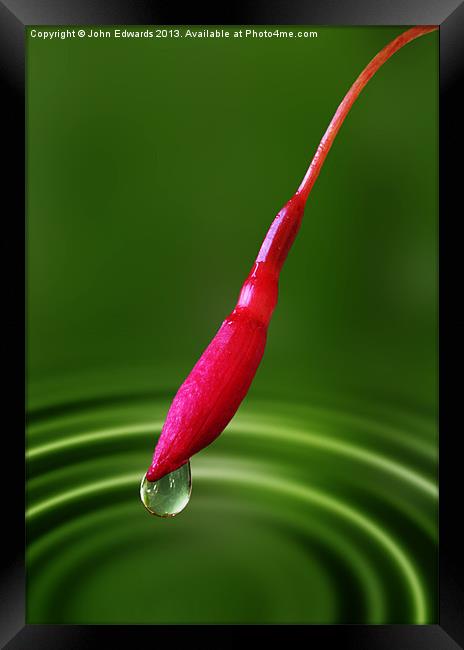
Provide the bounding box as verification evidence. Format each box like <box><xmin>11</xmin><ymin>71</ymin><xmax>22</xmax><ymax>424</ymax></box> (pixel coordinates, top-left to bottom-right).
<box><xmin>26</xmin><ymin>393</ymin><xmax>437</xmax><ymax>624</ymax></box>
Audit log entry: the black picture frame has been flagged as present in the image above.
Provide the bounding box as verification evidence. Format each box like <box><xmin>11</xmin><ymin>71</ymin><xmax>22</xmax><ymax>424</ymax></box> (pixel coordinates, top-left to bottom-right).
<box><xmin>2</xmin><ymin>1</ymin><xmax>462</xmax><ymax>647</ymax></box>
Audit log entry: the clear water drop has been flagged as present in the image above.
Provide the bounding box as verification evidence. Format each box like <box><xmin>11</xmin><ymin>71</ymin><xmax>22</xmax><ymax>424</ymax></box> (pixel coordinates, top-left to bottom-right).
<box><xmin>140</xmin><ymin>461</ymin><xmax>191</xmax><ymax>517</ymax></box>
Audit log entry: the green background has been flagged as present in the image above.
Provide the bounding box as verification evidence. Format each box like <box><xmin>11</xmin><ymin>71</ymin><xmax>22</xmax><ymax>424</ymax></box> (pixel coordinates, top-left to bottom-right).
<box><xmin>26</xmin><ymin>26</ymin><xmax>438</xmax><ymax>624</ymax></box>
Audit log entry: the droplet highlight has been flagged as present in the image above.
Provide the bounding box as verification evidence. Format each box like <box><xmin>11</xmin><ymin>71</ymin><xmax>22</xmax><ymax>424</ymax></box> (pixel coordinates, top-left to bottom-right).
<box><xmin>140</xmin><ymin>461</ymin><xmax>191</xmax><ymax>517</ymax></box>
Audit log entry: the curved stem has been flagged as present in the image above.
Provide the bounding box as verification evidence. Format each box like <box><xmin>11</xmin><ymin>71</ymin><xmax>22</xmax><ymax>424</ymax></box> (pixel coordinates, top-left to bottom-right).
<box><xmin>241</xmin><ymin>25</ymin><xmax>437</xmax><ymax>325</ymax></box>
<box><xmin>297</xmin><ymin>25</ymin><xmax>438</xmax><ymax>203</ymax></box>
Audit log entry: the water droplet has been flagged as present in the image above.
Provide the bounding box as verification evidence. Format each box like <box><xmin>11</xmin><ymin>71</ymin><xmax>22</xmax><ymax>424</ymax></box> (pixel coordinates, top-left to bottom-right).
<box><xmin>140</xmin><ymin>461</ymin><xmax>191</xmax><ymax>517</ymax></box>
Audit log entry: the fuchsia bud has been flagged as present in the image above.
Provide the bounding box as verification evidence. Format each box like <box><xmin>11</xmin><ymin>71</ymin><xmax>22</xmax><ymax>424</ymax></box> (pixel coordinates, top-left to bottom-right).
<box><xmin>146</xmin><ymin>25</ymin><xmax>437</xmax><ymax>484</ymax></box>
<box><xmin>146</xmin><ymin>195</ymin><xmax>305</xmax><ymax>482</ymax></box>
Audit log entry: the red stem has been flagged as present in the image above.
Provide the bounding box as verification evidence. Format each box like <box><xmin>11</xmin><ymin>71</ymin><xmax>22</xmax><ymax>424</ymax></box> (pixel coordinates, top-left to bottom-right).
<box><xmin>252</xmin><ymin>25</ymin><xmax>438</xmax><ymax>283</ymax></box>
<box><xmin>297</xmin><ymin>25</ymin><xmax>437</xmax><ymax>203</ymax></box>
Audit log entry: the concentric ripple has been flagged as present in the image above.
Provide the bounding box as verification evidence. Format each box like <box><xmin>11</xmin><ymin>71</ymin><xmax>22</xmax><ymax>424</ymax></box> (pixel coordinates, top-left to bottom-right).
<box><xmin>26</xmin><ymin>390</ymin><xmax>437</xmax><ymax>624</ymax></box>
